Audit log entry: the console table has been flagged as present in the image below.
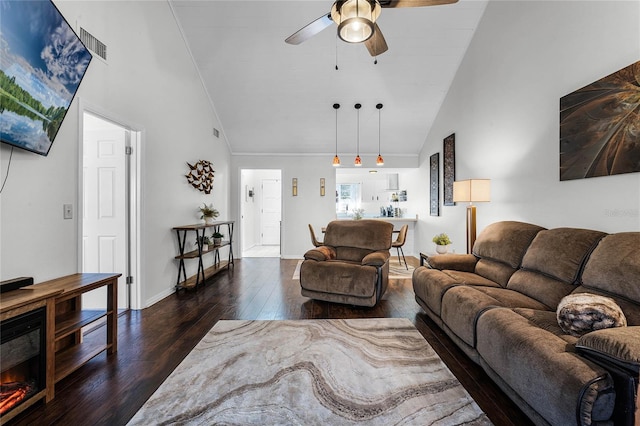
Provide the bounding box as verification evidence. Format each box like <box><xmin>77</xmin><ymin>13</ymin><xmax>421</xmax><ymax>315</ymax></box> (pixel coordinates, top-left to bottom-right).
<box><xmin>173</xmin><ymin>221</ymin><xmax>234</xmax><ymax>291</ymax></box>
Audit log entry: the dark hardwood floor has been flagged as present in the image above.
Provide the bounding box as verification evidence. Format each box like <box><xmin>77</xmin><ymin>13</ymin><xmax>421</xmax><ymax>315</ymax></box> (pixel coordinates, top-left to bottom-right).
<box><xmin>12</xmin><ymin>257</ymin><xmax>533</xmax><ymax>426</ymax></box>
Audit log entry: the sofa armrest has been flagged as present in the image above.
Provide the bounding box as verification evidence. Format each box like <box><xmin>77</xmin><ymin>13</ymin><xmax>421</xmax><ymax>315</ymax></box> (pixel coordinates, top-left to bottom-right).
<box><xmin>425</xmin><ymin>253</ymin><xmax>478</xmax><ymax>272</ymax></box>
<box><xmin>303</xmin><ymin>246</ymin><xmax>337</xmax><ymax>262</ymax></box>
<box><xmin>576</xmin><ymin>326</ymin><xmax>640</xmax><ymax>374</ymax></box>
<box><xmin>362</xmin><ymin>251</ymin><xmax>390</xmax><ymax>267</ymax></box>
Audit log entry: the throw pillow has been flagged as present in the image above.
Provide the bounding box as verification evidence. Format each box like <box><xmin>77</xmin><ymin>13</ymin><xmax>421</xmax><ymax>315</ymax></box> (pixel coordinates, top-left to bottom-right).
<box><xmin>556</xmin><ymin>293</ymin><xmax>627</xmax><ymax>337</ymax></box>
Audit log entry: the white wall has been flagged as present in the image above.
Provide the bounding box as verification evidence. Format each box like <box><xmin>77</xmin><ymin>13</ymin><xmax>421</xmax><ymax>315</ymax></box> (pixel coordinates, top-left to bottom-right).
<box><xmin>0</xmin><ymin>1</ymin><xmax>231</xmax><ymax>308</ymax></box>
<box><xmin>231</xmin><ymin>155</ymin><xmax>419</xmax><ymax>258</ymax></box>
<box><xmin>415</xmin><ymin>0</ymin><xmax>640</xmax><ymax>255</ymax></box>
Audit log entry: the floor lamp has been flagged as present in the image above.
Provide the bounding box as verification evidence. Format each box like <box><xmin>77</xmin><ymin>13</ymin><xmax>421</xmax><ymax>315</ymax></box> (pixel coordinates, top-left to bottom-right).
<box><xmin>453</xmin><ymin>179</ymin><xmax>491</xmax><ymax>254</ymax></box>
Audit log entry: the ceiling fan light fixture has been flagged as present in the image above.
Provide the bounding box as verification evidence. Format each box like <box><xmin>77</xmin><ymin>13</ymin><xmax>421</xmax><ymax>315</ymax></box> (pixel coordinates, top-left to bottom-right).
<box><xmin>332</xmin><ymin>0</ymin><xmax>380</xmax><ymax>43</ymax></box>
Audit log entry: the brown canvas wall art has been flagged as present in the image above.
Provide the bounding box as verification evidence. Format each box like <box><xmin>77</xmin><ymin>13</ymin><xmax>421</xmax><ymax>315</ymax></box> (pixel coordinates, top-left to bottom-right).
<box><xmin>560</xmin><ymin>61</ymin><xmax>640</xmax><ymax>181</ymax></box>
<box><xmin>443</xmin><ymin>134</ymin><xmax>456</xmax><ymax>205</ymax></box>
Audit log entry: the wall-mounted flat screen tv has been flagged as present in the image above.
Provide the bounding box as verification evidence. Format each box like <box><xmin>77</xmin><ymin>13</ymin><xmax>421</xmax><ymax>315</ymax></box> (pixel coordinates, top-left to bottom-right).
<box><xmin>0</xmin><ymin>0</ymin><xmax>92</xmax><ymax>156</ymax></box>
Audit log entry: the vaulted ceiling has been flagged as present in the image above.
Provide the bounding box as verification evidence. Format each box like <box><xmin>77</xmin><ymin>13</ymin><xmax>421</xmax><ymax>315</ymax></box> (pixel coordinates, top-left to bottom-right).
<box><xmin>170</xmin><ymin>0</ymin><xmax>488</xmax><ymax>156</ymax></box>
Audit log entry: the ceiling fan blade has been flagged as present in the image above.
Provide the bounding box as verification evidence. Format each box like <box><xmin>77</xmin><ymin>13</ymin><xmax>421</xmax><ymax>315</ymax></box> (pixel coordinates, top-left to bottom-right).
<box><xmin>365</xmin><ymin>23</ymin><xmax>388</xmax><ymax>56</ymax></box>
<box><xmin>379</xmin><ymin>0</ymin><xmax>458</xmax><ymax>8</ymax></box>
<box><xmin>285</xmin><ymin>14</ymin><xmax>333</xmax><ymax>45</ymax></box>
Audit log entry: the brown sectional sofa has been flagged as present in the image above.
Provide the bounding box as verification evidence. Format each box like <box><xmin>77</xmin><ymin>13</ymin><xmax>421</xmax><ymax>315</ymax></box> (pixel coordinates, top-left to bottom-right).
<box><xmin>412</xmin><ymin>221</ymin><xmax>639</xmax><ymax>425</ymax></box>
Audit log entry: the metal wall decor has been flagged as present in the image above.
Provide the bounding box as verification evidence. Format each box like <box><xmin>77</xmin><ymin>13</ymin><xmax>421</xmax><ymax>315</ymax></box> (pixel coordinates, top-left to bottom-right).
<box><xmin>320</xmin><ymin>178</ymin><xmax>326</xmax><ymax>196</ymax></box>
<box><xmin>430</xmin><ymin>153</ymin><xmax>440</xmax><ymax>216</ymax></box>
<box><xmin>443</xmin><ymin>134</ymin><xmax>456</xmax><ymax>206</ymax></box>
<box><xmin>292</xmin><ymin>178</ymin><xmax>298</xmax><ymax>196</ymax></box>
<box><xmin>560</xmin><ymin>60</ymin><xmax>640</xmax><ymax>181</ymax></box>
<box><xmin>185</xmin><ymin>160</ymin><xmax>215</xmax><ymax>194</ymax></box>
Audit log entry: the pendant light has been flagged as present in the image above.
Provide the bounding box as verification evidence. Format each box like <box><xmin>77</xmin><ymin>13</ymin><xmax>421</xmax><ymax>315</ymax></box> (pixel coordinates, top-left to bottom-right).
<box><xmin>354</xmin><ymin>103</ymin><xmax>362</xmax><ymax>166</ymax></box>
<box><xmin>332</xmin><ymin>103</ymin><xmax>341</xmax><ymax>167</ymax></box>
<box><xmin>376</xmin><ymin>103</ymin><xmax>384</xmax><ymax>166</ymax></box>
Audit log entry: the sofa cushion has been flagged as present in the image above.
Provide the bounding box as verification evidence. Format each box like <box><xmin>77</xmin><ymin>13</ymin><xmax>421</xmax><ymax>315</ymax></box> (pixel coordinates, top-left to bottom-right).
<box><xmin>556</xmin><ymin>293</ymin><xmax>627</xmax><ymax>337</ymax></box>
<box><xmin>581</xmin><ymin>232</ymin><xmax>640</xmax><ymax>304</ymax></box>
<box><xmin>521</xmin><ymin>227</ymin><xmax>606</xmax><ymax>283</ymax></box>
<box><xmin>507</xmin><ymin>270</ymin><xmax>575</xmax><ymax>310</ymax></box>
<box><xmin>440</xmin><ymin>286</ymin><xmax>548</xmax><ymax>347</ymax></box>
<box><xmin>472</xmin><ymin>221</ymin><xmax>545</xmax><ymax>268</ymax></box>
<box><xmin>323</xmin><ymin>219</ymin><xmax>393</xmax><ymax>251</ymax></box>
<box><xmin>476</xmin><ymin>308</ymin><xmax>615</xmax><ymax>426</ymax></box>
<box><xmin>300</xmin><ymin>261</ymin><xmax>377</xmax><ymax>298</ymax></box>
<box><xmin>412</xmin><ymin>266</ymin><xmax>503</xmax><ymax>318</ymax></box>
<box><xmin>512</xmin><ymin>308</ymin><xmax>578</xmax><ymax>346</ymax></box>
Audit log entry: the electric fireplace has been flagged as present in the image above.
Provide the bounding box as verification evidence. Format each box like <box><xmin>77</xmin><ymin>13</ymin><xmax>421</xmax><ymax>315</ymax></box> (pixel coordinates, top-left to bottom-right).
<box><xmin>0</xmin><ymin>307</ymin><xmax>46</xmax><ymax>420</ymax></box>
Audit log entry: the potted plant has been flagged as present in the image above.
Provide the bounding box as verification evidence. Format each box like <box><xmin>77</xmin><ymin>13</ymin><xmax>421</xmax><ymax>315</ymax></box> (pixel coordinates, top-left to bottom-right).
<box><xmin>212</xmin><ymin>232</ymin><xmax>224</xmax><ymax>246</ymax></box>
<box><xmin>199</xmin><ymin>203</ymin><xmax>219</xmax><ymax>224</ymax></box>
<box><xmin>432</xmin><ymin>233</ymin><xmax>452</xmax><ymax>254</ymax></box>
<box><xmin>352</xmin><ymin>208</ymin><xmax>365</xmax><ymax>220</ymax></box>
<box><xmin>195</xmin><ymin>235</ymin><xmax>212</xmax><ymax>251</ymax></box>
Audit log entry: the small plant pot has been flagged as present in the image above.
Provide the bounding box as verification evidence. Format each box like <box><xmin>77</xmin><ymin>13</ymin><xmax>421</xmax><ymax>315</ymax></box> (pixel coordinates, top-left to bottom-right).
<box><xmin>436</xmin><ymin>245</ymin><xmax>448</xmax><ymax>254</ymax></box>
<box><xmin>204</xmin><ymin>217</ymin><xmax>214</xmax><ymax>225</ymax></box>
<box><xmin>201</xmin><ymin>245</ymin><xmax>209</xmax><ymax>252</ymax></box>
<box><xmin>213</xmin><ymin>238</ymin><xmax>222</xmax><ymax>246</ymax></box>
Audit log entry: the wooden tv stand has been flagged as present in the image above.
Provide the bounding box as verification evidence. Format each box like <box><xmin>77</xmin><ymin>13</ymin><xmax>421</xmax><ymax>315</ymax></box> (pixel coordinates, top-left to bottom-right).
<box><xmin>26</xmin><ymin>273</ymin><xmax>121</xmax><ymax>401</ymax></box>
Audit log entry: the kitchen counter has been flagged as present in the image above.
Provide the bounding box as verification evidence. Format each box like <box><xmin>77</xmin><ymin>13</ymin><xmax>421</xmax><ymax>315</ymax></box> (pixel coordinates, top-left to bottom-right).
<box><xmin>336</xmin><ymin>216</ymin><xmax>417</xmax><ymax>222</ymax></box>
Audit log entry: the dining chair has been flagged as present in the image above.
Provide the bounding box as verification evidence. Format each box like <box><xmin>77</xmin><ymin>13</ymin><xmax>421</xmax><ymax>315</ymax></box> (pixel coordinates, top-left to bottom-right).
<box><xmin>392</xmin><ymin>224</ymin><xmax>409</xmax><ymax>269</ymax></box>
<box><xmin>308</xmin><ymin>224</ymin><xmax>323</xmax><ymax>247</ymax></box>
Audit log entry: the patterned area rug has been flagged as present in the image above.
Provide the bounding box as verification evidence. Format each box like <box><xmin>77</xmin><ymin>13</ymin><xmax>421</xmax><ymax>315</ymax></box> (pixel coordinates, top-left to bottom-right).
<box><xmin>128</xmin><ymin>319</ymin><xmax>491</xmax><ymax>425</ymax></box>
<box><xmin>292</xmin><ymin>260</ymin><xmax>414</xmax><ymax>280</ymax></box>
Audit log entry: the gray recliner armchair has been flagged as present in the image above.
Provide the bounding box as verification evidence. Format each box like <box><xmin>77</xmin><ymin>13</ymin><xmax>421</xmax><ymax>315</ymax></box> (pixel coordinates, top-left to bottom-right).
<box><xmin>300</xmin><ymin>219</ymin><xmax>393</xmax><ymax>307</ymax></box>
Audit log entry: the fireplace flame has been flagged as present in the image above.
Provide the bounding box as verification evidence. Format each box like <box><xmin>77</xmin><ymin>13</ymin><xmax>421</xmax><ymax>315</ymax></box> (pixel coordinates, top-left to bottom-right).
<box><xmin>0</xmin><ymin>381</ymin><xmax>34</xmax><ymax>414</ymax></box>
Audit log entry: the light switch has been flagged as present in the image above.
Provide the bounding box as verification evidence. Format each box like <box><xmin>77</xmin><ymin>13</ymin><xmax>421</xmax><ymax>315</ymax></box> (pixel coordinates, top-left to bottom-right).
<box><xmin>63</xmin><ymin>204</ymin><xmax>73</xmax><ymax>219</ymax></box>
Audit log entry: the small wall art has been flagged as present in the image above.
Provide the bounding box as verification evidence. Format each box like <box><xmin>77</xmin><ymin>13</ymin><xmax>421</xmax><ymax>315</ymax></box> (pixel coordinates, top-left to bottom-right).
<box><xmin>430</xmin><ymin>153</ymin><xmax>440</xmax><ymax>216</ymax></box>
<box><xmin>185</xmin><ymin>160</ymin><xmax>215</xmax><ymax>194</ymax></box>
<box><xmin>560</xmin><ymin>60</ymin><xmax>640</xmax><ymax>181</ymax></box>
<box><xmin>292</xmin><ymin>178</ymin><xmax>298</xmax><ymax>196</ymax></box>
<box><xmin>320</xmin><ymin>178</ymin><xmax>326</xmax><ymax>196</ymax></box>
<box><xmin>443</xmin><ymin>133</ymin><xmax>456</xmax><ymax>206</ymax></box>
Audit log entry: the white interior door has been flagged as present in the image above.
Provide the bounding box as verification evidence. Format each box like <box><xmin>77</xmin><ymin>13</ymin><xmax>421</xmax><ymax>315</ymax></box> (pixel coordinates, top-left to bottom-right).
<box><xmin>82</xmin><ymin>113</ymin><xmax>129</xmax><ymax>310</ymax></box>
<box><xmin>261</xmin><ymin>179</ymin><xmax>281</xmax><ymax>245</ymax></box>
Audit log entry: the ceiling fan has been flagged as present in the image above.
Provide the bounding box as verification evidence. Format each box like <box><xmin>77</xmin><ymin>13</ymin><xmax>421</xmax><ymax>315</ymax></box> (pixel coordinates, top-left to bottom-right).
<box><xmin>285</xmin><ymin>0</ymin><xmax>459</xmax><ymax>57</ymax></box>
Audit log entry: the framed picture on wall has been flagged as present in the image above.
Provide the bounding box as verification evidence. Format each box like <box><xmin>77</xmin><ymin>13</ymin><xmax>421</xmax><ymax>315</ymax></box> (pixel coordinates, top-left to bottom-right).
<box><xmin>430</xmin><ymin>153</ymin><xmax>439</xmax><ymax>216</ymax></box>
<box><xmin>560</xmin><ymin>60</ymin><xmax>640</xmax><ymax>181</ymax></box>
<box><xmin>443</xmin><ymin>133</ymin><xmax>456</xmax><ymax>206</ymax></box>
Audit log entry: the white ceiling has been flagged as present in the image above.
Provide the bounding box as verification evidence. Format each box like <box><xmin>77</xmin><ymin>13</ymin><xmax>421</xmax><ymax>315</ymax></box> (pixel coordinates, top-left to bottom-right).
<box><xmin>170</xmin><ymin>0</ymin><xmax>488</xmax><ymax>157</ymax></box>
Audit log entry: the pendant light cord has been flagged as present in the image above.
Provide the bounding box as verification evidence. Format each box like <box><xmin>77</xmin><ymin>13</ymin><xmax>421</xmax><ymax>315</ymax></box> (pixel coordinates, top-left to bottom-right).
<box><xmin>378</xmin><ymin>107</ymin><xmax>381</xmax><ymax>155</ymax></box>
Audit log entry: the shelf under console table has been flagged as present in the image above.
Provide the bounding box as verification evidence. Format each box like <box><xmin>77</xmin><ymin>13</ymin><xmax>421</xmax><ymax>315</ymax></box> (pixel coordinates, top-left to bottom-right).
<box><xmin>173</xmin><ymin>221</ymin><xmax>235</xmax><ymax>291</ymax></box>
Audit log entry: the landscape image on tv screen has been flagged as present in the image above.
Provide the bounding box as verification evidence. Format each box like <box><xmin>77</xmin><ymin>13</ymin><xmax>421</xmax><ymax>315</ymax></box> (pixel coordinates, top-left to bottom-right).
<box><xmin>0</xmin><ymin>0</ymin><xmax>92</xmax><ymax>156</ymax></box>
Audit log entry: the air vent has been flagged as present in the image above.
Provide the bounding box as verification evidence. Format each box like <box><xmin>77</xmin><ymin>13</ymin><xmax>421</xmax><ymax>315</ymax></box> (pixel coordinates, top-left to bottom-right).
<box><xmin>213</xmin><ymin>128</ymin><xmax>220</xmax><ymax>138</ymax></box>
<box><xmin>80</xmin><ymin>27</ymin><xmax>107</xmax><ymax>61</ymax></box>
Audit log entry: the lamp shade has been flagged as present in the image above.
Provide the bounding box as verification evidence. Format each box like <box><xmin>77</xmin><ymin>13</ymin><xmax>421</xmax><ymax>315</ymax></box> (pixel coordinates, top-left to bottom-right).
<box><xmin>331</xmin><ymin>0</ymin><xmax>380</xmax><ymax>43</ymax></box>
<box><xmin>453</xmin><ymin>179</ymin><xmax>491</xmax><ymax>203</ymax></box>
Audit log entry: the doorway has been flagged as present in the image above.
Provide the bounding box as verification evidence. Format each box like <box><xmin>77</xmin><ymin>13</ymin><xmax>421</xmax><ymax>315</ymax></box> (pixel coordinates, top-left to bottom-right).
<box><xmin>240</xmin><ymin>169</ymin><xmax>282</xmax><ymax>257</ymax></box>
<box><xmin>80</xmin><ymin>111</ymin><xmax>140</xmax><ymax>310</ymax></box>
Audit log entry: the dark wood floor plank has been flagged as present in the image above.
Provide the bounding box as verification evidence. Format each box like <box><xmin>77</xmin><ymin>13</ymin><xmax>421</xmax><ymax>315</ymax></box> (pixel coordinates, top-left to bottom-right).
<box><xmin>10</xmin><ymin>257</ymin><xmax>532</xmax><ymax>426</ymax></box>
